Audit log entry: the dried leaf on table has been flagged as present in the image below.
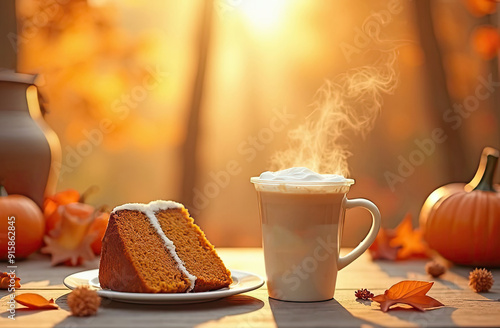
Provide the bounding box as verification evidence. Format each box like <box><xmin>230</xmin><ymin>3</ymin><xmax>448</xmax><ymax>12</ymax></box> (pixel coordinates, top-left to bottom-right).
<box><xmin>0</xmin><ymin>272</ymin><xmax>21</xmax><ymax>289</ymax></box>
<box><xmin>15</xmin><ymin>293</ymin><xmax>59</xmax><ymax>310</ymax></box>
<box><xmin>390</xmin><ymin>214</ymin><xmax>430</xmax><ymax>260</ymax></box>
<box><xmin>371</xmin><ymin>280</ymin><xmax>444</xmax><ymax>312</ymax></box>
<box><xmin>369</xmin><ymin>228</ymin><xmax>400</xmax><ymax>260</ymax></box>
<box><xmin>369</xmin><ymin>213</ymin><xmax>429</xmax><ymax>261</ymax></box>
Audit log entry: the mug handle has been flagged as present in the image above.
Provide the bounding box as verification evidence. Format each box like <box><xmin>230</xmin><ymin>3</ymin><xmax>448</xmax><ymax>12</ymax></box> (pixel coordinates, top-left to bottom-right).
<box><xmin>337</xmin><ymin>198</ymin><xmax>381</xmax><ymax>270</ymax></box>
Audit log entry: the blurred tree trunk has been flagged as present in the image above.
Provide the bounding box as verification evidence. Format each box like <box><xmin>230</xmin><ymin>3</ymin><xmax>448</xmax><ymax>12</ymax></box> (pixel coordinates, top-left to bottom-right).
<box><xmin>414</xmin><ymin>0</ymin><xmax>467</xmax><ymax>180</ymax></box>
<box><xmin>180</xmin><ymin>0</ymin><xmax>213</xmax><ymax>211</ymax></box>
<box><xmin>0</xmin><ymin>0</ymin><xmax>17</xmax><ymax>70</ymax></box>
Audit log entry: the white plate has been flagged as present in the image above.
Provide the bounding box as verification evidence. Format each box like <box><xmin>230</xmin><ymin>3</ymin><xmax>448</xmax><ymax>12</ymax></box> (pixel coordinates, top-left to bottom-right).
<box><xmin>63</xmin><ymin>269</ymin><xmax>265</xmax><ymax>304</ymax></box>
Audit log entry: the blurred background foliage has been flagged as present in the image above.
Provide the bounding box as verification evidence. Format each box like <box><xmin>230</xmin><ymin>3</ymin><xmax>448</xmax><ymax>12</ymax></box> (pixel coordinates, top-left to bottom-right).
<box><xmin>1</xmin><ymin>0</ymin><xmax>499</xmax><ymax>246</ymax></box>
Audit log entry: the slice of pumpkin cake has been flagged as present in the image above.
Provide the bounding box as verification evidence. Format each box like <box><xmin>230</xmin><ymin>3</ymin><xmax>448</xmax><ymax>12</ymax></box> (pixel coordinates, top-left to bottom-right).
<box><xmin>99</xmin><ymin>200</ymin><xmax>232</xmax><ymax>293</ymax></box>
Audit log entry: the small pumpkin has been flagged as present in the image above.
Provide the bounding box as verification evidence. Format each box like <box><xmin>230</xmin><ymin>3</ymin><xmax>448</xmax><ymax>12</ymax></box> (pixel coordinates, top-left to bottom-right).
<box><xmin>0</xmin><ymin>186</ymin><xmax>45</xmax><ymax>259</ymax></box>
<box><xmin>420</xmin><ymin>147</ymin><xmax>500</xmax><ymax>266</ymax></box>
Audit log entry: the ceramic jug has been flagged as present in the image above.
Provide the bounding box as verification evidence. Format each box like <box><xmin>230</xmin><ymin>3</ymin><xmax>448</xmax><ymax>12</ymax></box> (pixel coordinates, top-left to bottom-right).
<box><xmin>0</xmin><ymin>70</ymin><xmax>61</xmax><ymax>209</ymax></box>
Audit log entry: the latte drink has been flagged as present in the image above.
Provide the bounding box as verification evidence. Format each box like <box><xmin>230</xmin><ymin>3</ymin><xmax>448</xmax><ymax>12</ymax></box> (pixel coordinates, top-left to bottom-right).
<box><xmin>251</xmin><ymin>167</ymin><xmax>380</xmax><ymax>302</ymax></box>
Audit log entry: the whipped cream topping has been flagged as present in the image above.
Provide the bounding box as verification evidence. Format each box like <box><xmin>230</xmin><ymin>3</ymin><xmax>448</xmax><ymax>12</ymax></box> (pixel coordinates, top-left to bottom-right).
<box><xmin>112</xmin><ymin>200</ymin><xmax>197</xmax><ymax>292</ymax></box>
<box><xmin>251</xmin><ymin>167</ymin><xmax>354</xmax><ymax>193</ymax></box>
<box><xmin>256</xmin><ymin>167</ymin><xmax>351</xmax><ymax>183</ymax></box>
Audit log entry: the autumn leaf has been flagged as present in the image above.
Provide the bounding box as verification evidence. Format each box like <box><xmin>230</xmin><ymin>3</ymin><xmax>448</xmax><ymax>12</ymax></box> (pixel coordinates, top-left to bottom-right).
<box><xmin>369</xmin><ymin>228</ymin><xmax>400</xmax><ymax>260</ymax></box>
<box><xmin>371</xmin><ymin>280</ymin><xmax>444</xmax><ymax>312</ymax></box>
<box><xmin>389</xmin><ymin>214</ymin><xmax>429</xmax><ymax>260</ymax></box>
<box><xmin>43</xmin><ymin>189</ymin><xmax>80</xmax><ymax>234</ymax></box>
<box><xmin>369</xmin><ymin>213</ymin><xmax>429</xmax><ymax>261</ymax></box>
<box><xmin>43</xmin><ymin>187</ymin><xmax>108</xmax><ymax>260</ymax></box>
<box><xmin>15</xmin><ymin>293</ymin><xmax>59</xmax><ymax>310</ymax></box>
<box><xmin>45</xmin><ymin>189</ymin><xmax>80</xmax><ymax>206</ymax></box>
<box><xmin>41</xmin><ymin>203</ymin><xmax>98</xmax><ymax>266</ymax></box>
<box><xmin>0</xmin><ymin>272</ymin><xmax>21</xmax><ymax>289</ymax></box>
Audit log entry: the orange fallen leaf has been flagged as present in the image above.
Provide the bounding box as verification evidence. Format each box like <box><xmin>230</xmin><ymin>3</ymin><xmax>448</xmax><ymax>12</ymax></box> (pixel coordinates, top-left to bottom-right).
<box><xmin>41</xmin><ymin>203</ymin><xmax>97</xmax><ymax>266</ymax></box>
<box><xmin>45</xmin><ymin>189</ymin><xmax>80</xmax><ymax>206</ymax></box>
<box><xmin>390</xmin><ymin>214</ymin><xmax>429</xmax><ymax>260</ymax></box>
<box><xmin>44</xmin><ymin>187</ymin><xmax>108</xmax><ymax>259</ymax></box>
<box><xmin>0</xmin><ymin>272</ymin><xmax>21</xmax><ymax>289</ymax></box>
<box><xmin>369</xmin><ymin>228</ymin><xmax>400</xmax><ymax>260</ymax></box>
<box><xmin>43</xmin><ymin>187</ymin><xmax>100</xmax><ymax>236</ymax></box>
<box><xmin>370</xmin><ymin>213</ymin><xmax>429</xmax><ymax>261</ymax></box>
<box><xmin>43</xmin><ymin>189</ymin><xmax>80</xmax><ymax>235</ymax></box>
<box><xmin>15</xmin><ymin>293</ymin><xmax>59</xmax><ymax>310</ymax></box>
<box><xmin>371</xmin><ymin>280</ymin><xmax>444</xmax><ymax>312</ymax></box>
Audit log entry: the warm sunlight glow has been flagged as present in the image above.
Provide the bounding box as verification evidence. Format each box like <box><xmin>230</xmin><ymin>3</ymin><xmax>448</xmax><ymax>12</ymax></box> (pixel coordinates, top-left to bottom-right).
<box><xmin>239</xmin><ymin>0</ymin><xmax>287</xmax><ymax>32</ymax></box>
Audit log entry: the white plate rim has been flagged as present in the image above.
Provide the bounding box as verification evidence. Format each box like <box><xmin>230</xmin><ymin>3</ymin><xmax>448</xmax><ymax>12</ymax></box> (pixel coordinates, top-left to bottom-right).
<box><xmin>63</xmin><ymin>269</ymin><xmax>265</xmax><ymax>304</ymax></box>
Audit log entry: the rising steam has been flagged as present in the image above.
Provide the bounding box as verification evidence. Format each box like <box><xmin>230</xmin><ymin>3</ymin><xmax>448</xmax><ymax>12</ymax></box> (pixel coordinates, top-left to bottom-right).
<box><xmin>271</xmin><ymin>52</ymin><xmax>399</xmax><ymax>176</ymax></box>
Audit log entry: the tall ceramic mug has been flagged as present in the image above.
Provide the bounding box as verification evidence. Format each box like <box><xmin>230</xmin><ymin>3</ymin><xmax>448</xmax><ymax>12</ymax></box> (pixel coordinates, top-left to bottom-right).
<box><xmin>251</xmin><ymin>168</ymin><xmax>381</xmax><ymax>302</ymax></box>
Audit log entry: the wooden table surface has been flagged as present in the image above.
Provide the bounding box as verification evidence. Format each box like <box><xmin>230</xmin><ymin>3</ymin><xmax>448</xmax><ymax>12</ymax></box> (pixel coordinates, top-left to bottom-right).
<box><xmin>1</xmin><ymin>248</ymin><xmax>499</xmax><ymax>327</ymax></box>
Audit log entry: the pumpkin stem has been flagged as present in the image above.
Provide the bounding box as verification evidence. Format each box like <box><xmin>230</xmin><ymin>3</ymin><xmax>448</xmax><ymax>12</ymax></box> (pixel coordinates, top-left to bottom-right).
<box><xmin>467</xmin><ymin>147</ymin><xmax>498</xmax><ymax>192</ymax></box>
<box><xmin>0</xmin><ymin>185</ymin><xmax>8</xmax><ymax>197</ymax></box>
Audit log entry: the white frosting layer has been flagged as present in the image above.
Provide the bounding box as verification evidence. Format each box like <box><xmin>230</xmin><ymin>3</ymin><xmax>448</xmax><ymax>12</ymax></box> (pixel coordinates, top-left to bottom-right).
<box><xmin>112</xmin><ymin>200</ymin><xmax>197</xmax><ymax>292</ymax></box>
<box><xmin>112</xmin><ymin>200</ymin><xmax>183</xmax><ymax>213</ymax></box>
<box><xmin>258</xmin><ymin>167</ymin><xmax>349</xmax><ymax>183</ymax></box>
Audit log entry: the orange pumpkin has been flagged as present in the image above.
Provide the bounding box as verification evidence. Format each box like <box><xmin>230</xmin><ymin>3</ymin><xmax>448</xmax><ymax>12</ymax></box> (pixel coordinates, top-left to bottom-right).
<box><xmin>420</xmin><ymin>147</ymin><xmax>500</xmax><ymax>266</ymax></box>
<box><xmin>0</xmin><ymin>186</ymin><xmax>45</xmax><ymax>259</ymax></box>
